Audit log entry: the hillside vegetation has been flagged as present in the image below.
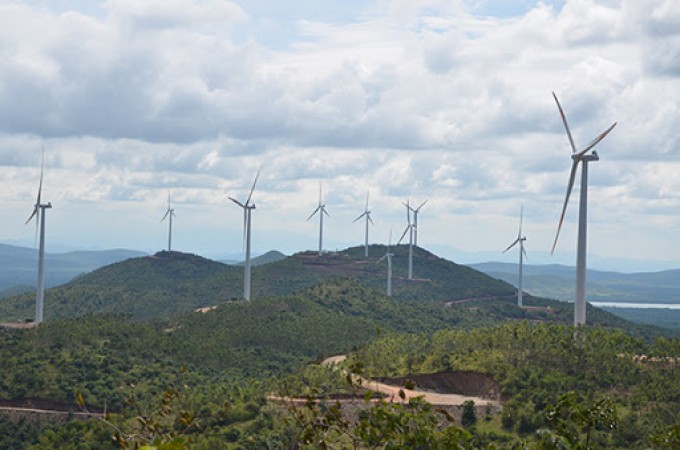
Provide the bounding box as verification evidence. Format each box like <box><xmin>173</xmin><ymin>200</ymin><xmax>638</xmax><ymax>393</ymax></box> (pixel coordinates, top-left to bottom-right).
<box><xmin>0</xmin><ymin>246</ymin><xmax>516</xmax><ymax>322</ymax></box>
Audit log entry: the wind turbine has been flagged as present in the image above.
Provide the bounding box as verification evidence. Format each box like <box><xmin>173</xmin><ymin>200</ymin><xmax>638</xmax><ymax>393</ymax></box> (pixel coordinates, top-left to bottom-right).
<box><xmin>229</xmin><ymin>171</ymin><xmax>259</xmax><ymax>301</ymax></box>
<box><xmin>407</xmin><ymin>200</ymin><xmax>427</xmax><ymax>247</ymax></box>
<box><xmin>551</xmin><ymin>92</ymin><xmax>617</xmax><ymax>327</ymax></box>
<box><xmin>160</xmin><ymin>191</ymin><xmax>176</xmax><ymax>252</ymax></box>
<box><xmin>25</xmin><ymin>151</ymin><xmax>52</xmax><ymax>325</ymax></box>
<box><xmin>503</xmin><ymin>206</ymin><xmax>527</xmax><ymax>307</ymax></box>
<box><xmin>397</xmin><ymin>199</ymin><xmax>415</xmax><ymax>279</ymax></box>
<box><xmin>307</xmin><ymin>183</ymin><xmax>329</xmax><ymax>256</ymax></box>
<box><xmin>353</xmin><ymin>191</ymin><xmax>373</xmax><ymax>258</ymax></box>
<box><xmin>377</xmin><ymin>228</ymin><xmax>394</xmax><ymax>297</ymax></box>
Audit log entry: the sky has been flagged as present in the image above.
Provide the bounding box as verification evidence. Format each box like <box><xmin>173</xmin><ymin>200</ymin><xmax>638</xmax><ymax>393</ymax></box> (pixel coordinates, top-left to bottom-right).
<box><xmin>1</xmin><ymin>0</ymin><xmax>679</xmax><ymax>272</ymax></box>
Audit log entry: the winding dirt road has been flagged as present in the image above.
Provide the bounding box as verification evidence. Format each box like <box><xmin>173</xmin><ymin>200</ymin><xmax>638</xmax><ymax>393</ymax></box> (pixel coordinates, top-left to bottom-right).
<box><xmin>320</xmin><ymin>355</ymin><xmax>500</xmax><ymax>407</ymax></box>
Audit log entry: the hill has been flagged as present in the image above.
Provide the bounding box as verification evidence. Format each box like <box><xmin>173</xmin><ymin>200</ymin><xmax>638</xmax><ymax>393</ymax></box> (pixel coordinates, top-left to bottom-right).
<box><xmin>0</xmin><ymin>251</ymin><xmax>243</xmax><ymax>322</ymax></box>
<box><xmin>0</xmin><ymin>243</ymin><xmax>146</xmax><ymax>291</ymax></box>
<box><xmin>0</xmin><ymin>277</ymin><xmax>643</xmax><ymax>408</ymax></box>
<box><xmin>470</xmin><ymin>261</ymin><xmax>680</xmax><ymax>304</ymax></box>
<box><xmin>234</xmin><ymin>250</ymin><xmax>287</xmax><ymax>267</ymax></box>
<box><xmin>0</xmin><ymin>246</ymin><xmax>517</xmax><ymax>322</ymax></box>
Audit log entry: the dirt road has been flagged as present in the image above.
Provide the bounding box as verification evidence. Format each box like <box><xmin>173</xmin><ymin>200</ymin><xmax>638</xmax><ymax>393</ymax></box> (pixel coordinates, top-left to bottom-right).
<box><xmin>321</xmin><ymin>355</ymin><xmax>500</xmax><ymax>407</ymax></box>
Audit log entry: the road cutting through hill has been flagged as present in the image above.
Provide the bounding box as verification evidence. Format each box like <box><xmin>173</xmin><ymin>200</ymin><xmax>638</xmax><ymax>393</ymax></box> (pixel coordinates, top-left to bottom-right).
<box><xmin>314</xmin><ymin>355</ymin><xmax>500</xmax><ymax>407</ymax></box>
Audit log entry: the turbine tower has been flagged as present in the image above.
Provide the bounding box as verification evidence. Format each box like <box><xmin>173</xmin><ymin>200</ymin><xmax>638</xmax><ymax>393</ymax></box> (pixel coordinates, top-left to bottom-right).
<box><xmin>25</xmin><ymin>152</ymin><xmax>52</xmax><ymax>325</ymax></box>
<box><xmin>160</xmin><ymin>191</ymin><xmax>176</xmax><ymax>252</ymax></box>
<box><xmin>551</xmin><ymin>92</ymin><xmax>617</xmax><ymax>327</ymax></box>
<box><xmin>229</xmin><ymin>171</ymin><xmax>260</xmax><ymax>301</ymax></box>
<box><xmin>407</xmin><ymin>200</ymin><xmax>427</xmax><ymax>247</ymax></box>
<box><xmin>307</xmin><ymin>183</ymin><xmax>329</xmax><ymax>256</ymax></box>
<box><xmin>378</xmin><ymin>228</ymin><xmax>394</xmax><ymax>297</ymax></box>
<box><xmin>353</xmin><ymin>191</ymin><xmax>373</xmax><ymax>258</ymax></box>
<box><xmin>397</xmin><ymin>199</ymin><xmax>415</xmax><ymax>280</ymax></box>
<box><xmin>503</xmin><ymin>206</ymin><xmax>527</xmax><ymax>307</ymax></box>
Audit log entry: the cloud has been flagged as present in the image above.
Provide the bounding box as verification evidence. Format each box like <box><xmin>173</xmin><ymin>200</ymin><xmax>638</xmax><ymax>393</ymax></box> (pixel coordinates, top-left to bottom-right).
<box><xmin>1</xmin><ymin>0</ymin><xmax>679</xmax><ymax>268</ymax></box>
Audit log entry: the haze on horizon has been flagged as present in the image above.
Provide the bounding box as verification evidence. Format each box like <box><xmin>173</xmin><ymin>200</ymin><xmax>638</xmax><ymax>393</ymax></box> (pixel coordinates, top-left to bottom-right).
<box><xmin>1</xmin><ymin>0</ymin><xmax>679</xmax><ymax>273</ymax></box>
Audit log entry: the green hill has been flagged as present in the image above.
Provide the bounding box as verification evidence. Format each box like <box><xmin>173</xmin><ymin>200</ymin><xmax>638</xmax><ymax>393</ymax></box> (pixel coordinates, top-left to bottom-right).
<box><xmin>0</xmin><ymin>246</ymin><xmax>517</xmax><ymax>322</ymax></box>
<box><xmin>0</xmin><ymin>276</ymin><xmax>641</xmax><ymax>408</ymax></box>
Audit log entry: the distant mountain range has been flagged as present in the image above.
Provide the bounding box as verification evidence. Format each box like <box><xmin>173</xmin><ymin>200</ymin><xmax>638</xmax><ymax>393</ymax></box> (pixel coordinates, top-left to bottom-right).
<box><xmin>0</xmin><ymin>243</ymin><xmax>146</xmax><ymax>291</ymax></box>
<box><xmin>470</xmin><ymin>261</ymin><xmax>680</xmax><ymax>304</ymax></box>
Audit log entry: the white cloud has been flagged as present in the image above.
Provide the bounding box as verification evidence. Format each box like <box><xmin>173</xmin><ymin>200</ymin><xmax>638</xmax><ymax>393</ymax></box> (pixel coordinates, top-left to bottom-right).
<box><xmin>0</xmin><ymin>0</ymin><xmax>678</xmax><ymax>270</ymax></box>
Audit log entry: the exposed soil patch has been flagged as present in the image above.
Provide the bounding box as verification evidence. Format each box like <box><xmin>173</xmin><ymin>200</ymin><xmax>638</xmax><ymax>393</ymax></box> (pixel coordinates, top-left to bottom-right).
<box><xmin>374</xmin><ymin>371</ymin><xmax>502</xmax><ymax>401</ymax></box>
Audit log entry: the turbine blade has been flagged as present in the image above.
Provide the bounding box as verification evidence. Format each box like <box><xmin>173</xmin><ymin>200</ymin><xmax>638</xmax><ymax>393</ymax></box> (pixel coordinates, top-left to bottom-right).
<box><xmin>161</xmin><ymin>209</ymin><xmax>170</xmax><ymax>222</ymax></box>
<box><xmin>388</xmin><ymin>227</ymin><xmax>392</xmax><ymax>248</ymax></box>
<box><xmin>552</xmin><ymin>92</ymin><xmax>577</xmax><ymax>154</ymax></box>
<box><xmin>323</xmin><ymin>207</ymin><xmax>330</xmax><ymax>217</ymax></box>
<box><xmin>353</xmin><ymin>212</ymin><xmax>366</xmax><ymax>223</ymax></box>
<box><xmin>416</xmin><ymin>199</ymin><xmax>428</xmax><ymax>211</ymax></box>
<box><xmin>245</xmin><ymin>170</ymin><xmax>260</xmax><ymax>206</ymax></box>
<box><xmin>580</xmin><ymin>122</ymin><xmax>617</xmax><ymax>155</ymax></box>
<box><xmin>25</xmin><ymin>207</ymin><xmax>38</xmax><ymax>225</ymax></box>
<box><xmin>368</xmin><ymin>214</ymin><xmax>374</xmax><ymax>225</ymax></box>
<box><xmin>365</xmin><ymin>191</ymin><xmax>370</xmax><ymax>210</ymax></box>
<box><xmin>522</xmin><ymin>243</ymin><xmax>528</xmax><ymax>260</ymax></box>
<box><xmin>503</xmin><ymin>238</ymin><xmax>520</xmax><ymax>253</ymax></box>
<box><xmin>377</xmin><ymin>254</ymin><xmax>386</xmax><ymax>263</ymax></box>
<box><xmin>307</xmin><ymin>206</ymin><xmax>320</xmax><ymax>221</ymax></box>
<box><xmin>519</xmin><ymin>205</ymin><xmax>524</xmax><ymax>237</ymax></box>
<box><xmin>397</xmin><ymin>226</ymin><xmax>409</xmax><ymax>245</ymax></box>
<box><xmin>229</xmin><ymin>197</ymin><xmax>245</xmax><ymax>208</ymax></box>
<box><xmin>551</xmin><ymin>159</ymin><xmax>580</xmax><ymax>254</ymax></box>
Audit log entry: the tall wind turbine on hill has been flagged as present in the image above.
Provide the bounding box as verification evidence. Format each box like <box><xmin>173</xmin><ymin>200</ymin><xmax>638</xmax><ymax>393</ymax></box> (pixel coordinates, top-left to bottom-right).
<box><xmin>229</xmin><ymin>171</ymin><xmax>260</xmax><ymax>301</ymax></box>
<box><xmin>25</xmin><ymin>151</ymin><xmax>52</xmax><ymax>325</ymax></box>
<box><xmin>503</xmin><ymin>206</ymin><xmax>527</xmax><ymax>307</ymax></box>
<box><xmin>551</xmin><ymin>92</ymin><xmax>617</xmax><ymax>327</ymax></box>
<box><xmin>397</xmin><ymin>200</ymin><xmax>415</xmax><ymax>280</ymax></box>
<box><xmin>378</xmin><ymin>228</ymin><xmax>394</xmax><ymax>297</ymax></box>
<box><xmin>353</xmin><ymin>191</ymin><xmax>373</xmax><ymax>258</ymax></box>
<box><xmin>407</xmin><ymin>200</ymin><xmax>427</xmax><ymax>247</ymax></box>
<box><xmin>160</xmin><ymin>191</ymin><xmax>176</xmax><ymax>252</ymax></box>
<box><xmin>307</xmin><ymin>183</ymin><xmax>329</xmax><ymax>256</ymax></box>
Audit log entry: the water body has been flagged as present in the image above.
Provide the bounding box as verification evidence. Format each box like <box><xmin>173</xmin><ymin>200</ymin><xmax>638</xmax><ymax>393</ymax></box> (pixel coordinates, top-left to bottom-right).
<box><xmin>591</xmin><ymin>302</ymin><xmax>680</xmax><ymax>309</ymax></box>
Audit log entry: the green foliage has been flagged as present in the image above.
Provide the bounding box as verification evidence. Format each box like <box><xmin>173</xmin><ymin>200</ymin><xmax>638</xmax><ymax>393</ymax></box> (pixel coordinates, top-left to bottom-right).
<box><xmin>462</xmin><ymin>400</ymin><xmax>477</xmax><ymax>428</ymax></box>
<box><xmin>0</xmin><ymin>246</ymin><xmax>519</xmax><ymax>322</ymax></box>
<box><xmin>352</xmin><ymin>321</ymin><xmax>680</xmax><ymax>448</ymax></box>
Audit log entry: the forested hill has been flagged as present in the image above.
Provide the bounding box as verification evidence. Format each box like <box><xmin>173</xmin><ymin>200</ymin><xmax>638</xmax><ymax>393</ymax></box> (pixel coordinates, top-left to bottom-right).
<box><xmin>0</xmin><ymin>246</ymin><xmax>517</xmax><ymax>322</ymax></box>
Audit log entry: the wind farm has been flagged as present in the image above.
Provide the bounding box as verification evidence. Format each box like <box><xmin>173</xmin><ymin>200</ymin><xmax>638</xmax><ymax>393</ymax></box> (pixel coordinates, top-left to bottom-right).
<box><xmin>3</xmin><ymin>3</ymin><xmax>680</xmax><ymax>447</ymax></box>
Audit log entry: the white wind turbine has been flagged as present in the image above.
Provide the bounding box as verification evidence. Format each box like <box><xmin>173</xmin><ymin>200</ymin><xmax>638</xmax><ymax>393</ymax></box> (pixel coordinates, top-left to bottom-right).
<box><xmin>25</xmin><ymin>151</ymin><xmax>52</xmax><ymax>325</ymax></box>
<box><xmin>503</xmin><ymin>206</ymin><xmax>527</xmax><ymax>307</ymax></box>
<box><xmin>407</xmin><ymin>200</ymin><xmax>427</xmax><ymax>247</ymax></box>
<box><xmin>377</xmin><ymin>228</ymin><xmax>394</xmax><ymax>297</ymax></box>
<box><xmin>397</xmin><ymin>199</ymin><xmax>415</xmax><ymax>280</ymax></box>
<box><xmin>307</xmin><ymin>183</ymin><xmax>329</xmax><ymax>256</ymax></box>
<box><xmin>353</xmin><ymin>191</ymin><xmax>373</xmax><ymax>258</ymax></box>
<box><xmin>229</xmin><ymin>171</ymin><xmax>260</xmax><ymax>301</ymax></box>
<box><xmin>551</xmin><ymin>92</ymin><xmax>617</xmax><ymax>327</ymax></box>
<box><xmin>160</xmin><ymin>191</ymin><xmax>176</xmax><ymax>252</ymax></box>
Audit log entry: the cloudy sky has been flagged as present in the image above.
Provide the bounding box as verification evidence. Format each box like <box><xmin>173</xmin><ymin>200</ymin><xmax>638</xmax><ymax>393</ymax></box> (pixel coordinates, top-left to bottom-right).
<box><xmin>1</xmin><ymin>0</ymin><xmax>679</xmax><ymax>271</ymax></box>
